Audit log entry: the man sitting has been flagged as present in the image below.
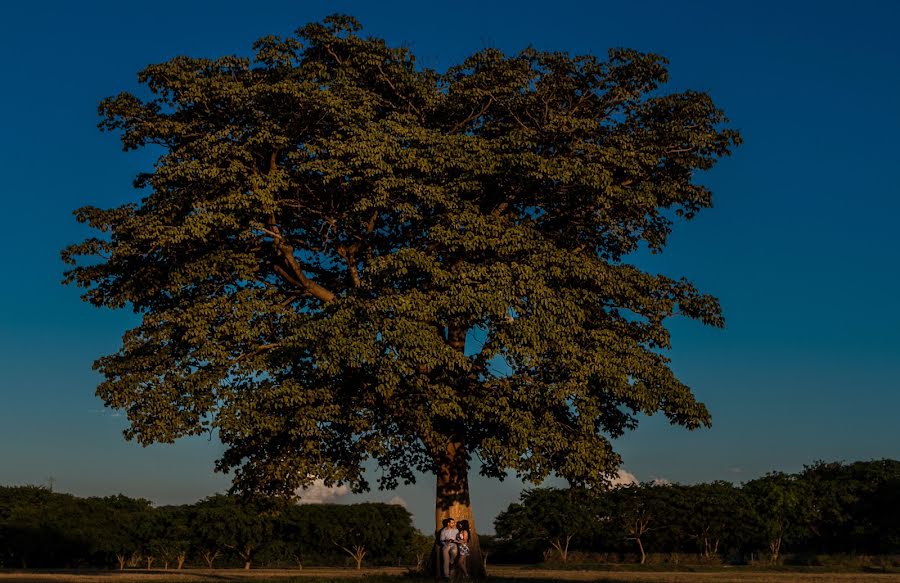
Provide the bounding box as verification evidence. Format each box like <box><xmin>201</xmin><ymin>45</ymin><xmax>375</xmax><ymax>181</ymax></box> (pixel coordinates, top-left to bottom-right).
<box><xmin>438</xmin><ymin>517</ymin><xmax>459</xmax><ymax>579</ymax></box>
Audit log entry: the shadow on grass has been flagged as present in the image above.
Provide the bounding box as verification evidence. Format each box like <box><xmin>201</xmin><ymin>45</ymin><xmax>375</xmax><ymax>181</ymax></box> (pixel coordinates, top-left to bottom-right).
<box><xmin>282</xmin><ymin>577</ymin><xmax>633</xmax><ymax>583</ymax></box>
<box><xmin>171</xmin><ymin>577</ymin><xmax>636</xmax><ymax>583</ymax></box>
<box><xmin>489</xmin><ymin>578</ymin><xmax>632</xmax><ymax>583</ymax></box>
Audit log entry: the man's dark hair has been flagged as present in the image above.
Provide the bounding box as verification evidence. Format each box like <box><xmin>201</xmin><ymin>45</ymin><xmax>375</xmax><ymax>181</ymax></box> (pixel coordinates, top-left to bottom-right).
<box><xmin>442</xmin><ymin>517</ymin><xmax>454</xmax><ymax>527</ymax></box>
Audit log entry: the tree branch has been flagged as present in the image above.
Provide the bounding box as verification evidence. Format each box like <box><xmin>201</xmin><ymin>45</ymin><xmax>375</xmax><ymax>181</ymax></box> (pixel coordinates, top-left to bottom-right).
<box><xmin>491</xmin><ymin>202</ymin><xmax>509</xmax><ymax>217</ymax></box>
<box><xmin>450</xmin><ymin>97</ymin><xmax>494</xmax><ymax>134</ymax></box>
<box><xmin>376</xmin><ymin>63</ymin><xmax>421</xmax><ymax>116</ymax></box>
<box><xmin>324</xmin><ymin>44</ymin><xmax>342</xmax><ymax>64</ymax></box>
<box><xmin>664</xmin><ymin>146</ymin><xmax>696</xmax><ymax>155</ymax></box>
<box><xmin>236</xmin><ymin>343</ymin><xmax>282</xmax><ymax>362</ymax></box>
<box><xmin>265</xmin><ymin>219</ymin><xmax>336</xmax><ymax>303</ymax></box>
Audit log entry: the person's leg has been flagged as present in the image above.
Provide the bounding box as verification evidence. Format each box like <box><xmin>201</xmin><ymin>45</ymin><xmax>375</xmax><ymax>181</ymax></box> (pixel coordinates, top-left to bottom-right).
<box><xmin>458</xmin><ymin>555</ymin><xmax>469</xmax><ymax>578</ymax></box>
<box><xmin>440</xmin><ymin>544</ymin><xmax>452</xmax><ymax>577</ymax></box>
<box><xmin>446</xmin><ymin>545</ymin><xmax>459</xmax><ymax>577</ymax></box>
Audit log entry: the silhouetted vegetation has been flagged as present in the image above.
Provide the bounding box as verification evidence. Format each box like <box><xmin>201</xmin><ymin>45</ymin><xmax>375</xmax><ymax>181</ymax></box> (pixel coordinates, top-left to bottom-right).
<box><xmin>492</xmin><ymin>459</ymin><xmax>900</xmax><ymax>566</ymax></box>
<box><xmin>2</xmin><ymin>459</ymin><xmax>897</xmax><ymax>570</ymax></box>
<box><xmin>0</xmin><ymin>490</ymin><xmax>413</xmax><ymax>569</ymax></box>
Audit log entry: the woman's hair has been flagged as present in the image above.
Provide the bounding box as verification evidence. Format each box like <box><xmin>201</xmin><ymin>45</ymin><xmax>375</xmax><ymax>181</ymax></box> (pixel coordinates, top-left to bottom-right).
<box><xmin>456</xmin><ymin>519</ymin><xmax>470</xmax><ymax>532</ymax></box>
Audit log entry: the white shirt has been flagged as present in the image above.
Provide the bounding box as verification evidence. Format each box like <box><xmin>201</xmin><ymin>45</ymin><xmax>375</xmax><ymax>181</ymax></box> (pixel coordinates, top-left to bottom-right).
<box><xmin>440</xmin><ymin>526</ymin><xmax>459</xmax><ymax>545</ymax></box>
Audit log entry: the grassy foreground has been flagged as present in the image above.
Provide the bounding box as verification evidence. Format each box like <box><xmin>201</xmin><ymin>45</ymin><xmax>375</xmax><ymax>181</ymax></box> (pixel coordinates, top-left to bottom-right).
<box><xmin>2</xmin><ymin>565</ymin><xmax>900</xmax><ymax>583</ymax></box>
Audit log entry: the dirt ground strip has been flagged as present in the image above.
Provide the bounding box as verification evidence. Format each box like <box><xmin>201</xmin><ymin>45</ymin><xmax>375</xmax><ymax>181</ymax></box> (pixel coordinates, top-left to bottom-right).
<box><xmin>1</xmin><ymin>567</ymin><xmax>900</xmax><ymax>583</ymax></box>
<box><xmin>0</xmin><ymin>568</ymin><xmax>391</xmax><ymax>582</ymax></box>
<box><xmin>489</xmin><ymin>565</ymin><xmax>900</xmax><ymax>582</ymax></box>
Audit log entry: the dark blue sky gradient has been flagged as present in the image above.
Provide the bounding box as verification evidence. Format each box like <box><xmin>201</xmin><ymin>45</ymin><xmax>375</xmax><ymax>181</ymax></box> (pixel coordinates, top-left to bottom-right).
<box><xmin>1</xmin><ymin>0</ymin><xmax>898</xmax><ymax>532</ymax></box>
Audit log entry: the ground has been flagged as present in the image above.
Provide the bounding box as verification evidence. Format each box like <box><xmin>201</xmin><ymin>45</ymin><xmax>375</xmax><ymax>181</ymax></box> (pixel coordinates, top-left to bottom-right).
<box><xmin>1</xmin><ymin>566</ymin><xmax>899</xmax><ymax>583</ymax></box>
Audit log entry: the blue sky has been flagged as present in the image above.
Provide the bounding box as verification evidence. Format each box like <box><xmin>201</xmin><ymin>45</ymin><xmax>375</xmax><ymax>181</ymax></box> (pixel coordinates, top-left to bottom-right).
<box><xmin>1</xmin><ymin>0</ymin><xmax>898</xmax><ymax>533</ymax></box>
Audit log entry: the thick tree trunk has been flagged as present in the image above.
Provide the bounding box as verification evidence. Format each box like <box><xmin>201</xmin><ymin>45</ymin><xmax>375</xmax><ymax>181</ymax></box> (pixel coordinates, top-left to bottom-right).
<box><xmin>428</xmin><ymin>322</ymin><xmax>484</xmax><ymax>578</ymax></box>
<box><xmin>434</xmin><ymin>439</ymin><xmax>485</xmax><ymax>579</ymax></box>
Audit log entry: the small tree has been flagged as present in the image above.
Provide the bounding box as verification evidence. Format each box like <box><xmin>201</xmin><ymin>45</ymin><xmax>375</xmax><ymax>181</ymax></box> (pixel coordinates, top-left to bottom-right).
<box><xmin>609</xmin><ymin>483</ymin><xmax>674</xmax><ymax>564</ymax></box>
<box><xmin>681</xmin><ymin>482</ymin><xmax>749</xmax><ymax>560</ymax></box>
<box><xmin>495</xmin><ymin>488</ymin><xmax>591</xmax><ymax>562</ymax></box>
<box><xmin>410</xmin><ymin>531</ymin><xmax>434</xmax><ymax>572</ymax></box>
<box><xmin>193</xmin><ymin>495</ymin><xmax>275</xmax><ymax>570</ymax></box>
<box><xmin>92</xmin><ymin>495</ymin><xmax>150</xmax><ymax>570</ymax></box>
<box><xmin>744</xmin><ymin>472</ymin><xmax>811</xmax><ymax>563</ymax></box>
<box><xmin>335</xmin><ymin>542</ymin><xmax>367</xmax><ymax>570</ymax></box>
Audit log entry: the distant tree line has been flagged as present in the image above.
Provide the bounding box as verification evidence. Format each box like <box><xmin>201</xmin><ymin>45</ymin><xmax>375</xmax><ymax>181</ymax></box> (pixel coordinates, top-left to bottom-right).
<box><xmin>4</xmin><ymin>459</ymin><xmax>897</xmax><ymax>570</ymax></box>
<box><xmin>493</xmin><ymin>460</ymin><xmax>900</xmax><ymax>565</ymax></box>
<box><xmin>0</xmin><ymin>490</ymin><xmax>418</xmax><ymax>570</ymax></box>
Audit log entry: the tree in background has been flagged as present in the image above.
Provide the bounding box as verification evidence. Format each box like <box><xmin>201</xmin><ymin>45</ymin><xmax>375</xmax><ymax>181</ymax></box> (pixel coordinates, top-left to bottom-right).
<box><xmin>153</xmin><ymin>506</ymin><xmax>192</xmax><ymax>569</ymax></box>
<box><xmin>87</xmin><ymin>495</ymin><xmax>151</xmax><ymax>570</ymax></box>
<box><xmin>63</xmin><ymin>14</ymin><xmax>739</xmax><ymax>576</ymax></box>
<box><xmin>744</xmin><ymin>472</ymin><xmax>812</xmax><ymax>563</ymax></box>
<box><xmin>801</xmin><ymin>459</ymin><xmax>900</xmax><ymax>555</ymax></box>
<box><xmin>193</xmin><ymin>495</ymin><xmax>275</xmax><ymax>570</ymax></box>
<box><xmin>495</xmin><ymin>488</ymin><xmax>593</xmax><ymax>562</ymax></box>
<box><xmin>800</xmin><ymin>461</ymin><xmax>857</xmax><ymax>554</ymax></box>
<box><xmin>680</xmin><ymin>481</ymin><xmax>750</xmax><ymax>561</ymax></box>
<box><xmin>611</xmin><ymin>484</ymin><xmax>671</xmax><ymax>564</ymax></box>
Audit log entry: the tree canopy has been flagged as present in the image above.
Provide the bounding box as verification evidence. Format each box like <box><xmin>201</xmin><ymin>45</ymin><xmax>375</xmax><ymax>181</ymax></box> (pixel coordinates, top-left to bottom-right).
<box><xmin>63</xmin><ymin>13</ymin><xmax>739</xmax><ymax>528</ymax></box>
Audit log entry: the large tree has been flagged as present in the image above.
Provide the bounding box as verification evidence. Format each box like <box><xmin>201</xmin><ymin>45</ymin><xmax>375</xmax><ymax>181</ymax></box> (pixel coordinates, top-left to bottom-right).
<box><xmin>63</xmin><ymin>14</ymin><xmax>739</xmax><ymax>574</ymax></box>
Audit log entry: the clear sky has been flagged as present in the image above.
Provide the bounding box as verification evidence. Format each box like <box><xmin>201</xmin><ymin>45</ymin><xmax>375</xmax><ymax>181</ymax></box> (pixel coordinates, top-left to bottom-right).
<box><xmin>1</xmin><ymin>0</ymin><xmax>898</xmax><ymax>534</ymax></box>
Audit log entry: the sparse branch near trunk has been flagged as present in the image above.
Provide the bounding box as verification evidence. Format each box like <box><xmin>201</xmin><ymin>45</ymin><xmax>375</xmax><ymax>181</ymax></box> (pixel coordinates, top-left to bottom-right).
<box><xmin>450</xmin><ymin>97</ymin><xmax>494</xmax><ymax>134</ymax></box>
<box><xmin>264</xmin><ymin>217</ymin><xmax>336</xmax><ymax>303</ymax></box>
<box><xmin>236</xmin><ymin>343</ymin><xmax>281</xmax><ymax>362</ymax></box>
<box><xmin>335</xmin><ymin>542</ymin><xmax>367</xmax><ymax>570</ymax></box>
<box><xmin>549</xmin><ymin>534</ymin><xmax>573</xmax><ymax>562</ymax></box>
<box><xmin>201</xmin><ymin>550</ymin><xmax>219</xmax><ymax>568</ymax></box>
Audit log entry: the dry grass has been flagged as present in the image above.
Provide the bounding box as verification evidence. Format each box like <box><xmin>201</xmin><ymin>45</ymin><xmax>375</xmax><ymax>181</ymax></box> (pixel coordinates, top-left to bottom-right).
<box><xmin>1</xmin><ymin>566</ymin><xmax>900</xmax><ymax>583</ymax></box>
<box><xmin>0</xmin><ymin>568</ymin><xmax>396</xmax><ymax>582</ymax></box>
<box><xmin>491</xmin><ymin>564</ymin><xmax>900</xmax><ymax>581</ymax></box>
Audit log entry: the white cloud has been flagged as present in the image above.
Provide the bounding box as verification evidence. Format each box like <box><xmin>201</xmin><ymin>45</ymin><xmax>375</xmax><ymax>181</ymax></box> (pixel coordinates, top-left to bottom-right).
<box><xmin>295</xmin><ymin>479</ymin><xmax>350</xmax><ymax>504</ymax></box>
<box><xmin>387</xmin><ymin>496</ymin><xmax>407</xmax><ymax>507</ymax></box>
<box><xmin>610</xmin><ymin>469</ymin><xmax>640</xmax><ymax>488</ymax></box>
<box><xmin>649</xmin><ymin>477</ymin><xmax>671</xmax><ymax>486</ymax></box>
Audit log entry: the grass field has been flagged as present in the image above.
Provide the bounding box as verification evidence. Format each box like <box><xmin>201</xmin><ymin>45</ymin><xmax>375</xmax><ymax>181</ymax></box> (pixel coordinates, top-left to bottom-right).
<box><xmin>2</xmin><ymin>566</ymin><xmax>900</xmax><ymax>583</ymax></box>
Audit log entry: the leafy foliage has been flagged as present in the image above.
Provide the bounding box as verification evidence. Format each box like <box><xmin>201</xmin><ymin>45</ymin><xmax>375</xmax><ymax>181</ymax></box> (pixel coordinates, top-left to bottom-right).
<box><xmin>2</xmin><ymin>460</ymin><xmax>900</xmax><ymax>569</ymax></box>
<box><xmin>63</xmin><ymin>15</ymin><xmax>739</xmax><ymax>498</ymax></box>
<box><xmin>491</xmin><ymin>460</ymin><xmax>900</xmax><ymax>565</ymax></box>
<box><xmin>0</xmin><ymin>488</ymin><xmax>414</xmax><ymax>569</ymax></box>
<box><xmin>496</xmin><ymin>488</ymin><xmax>595</xmax><ymax>561</ymax></box>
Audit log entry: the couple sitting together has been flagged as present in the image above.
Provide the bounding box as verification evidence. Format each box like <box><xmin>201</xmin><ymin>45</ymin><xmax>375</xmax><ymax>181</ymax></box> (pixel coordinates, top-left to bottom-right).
<box><xmin>437</xmin><ymin>517</ymin><xmax>471</xmax><ymax>579</ymax></box>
